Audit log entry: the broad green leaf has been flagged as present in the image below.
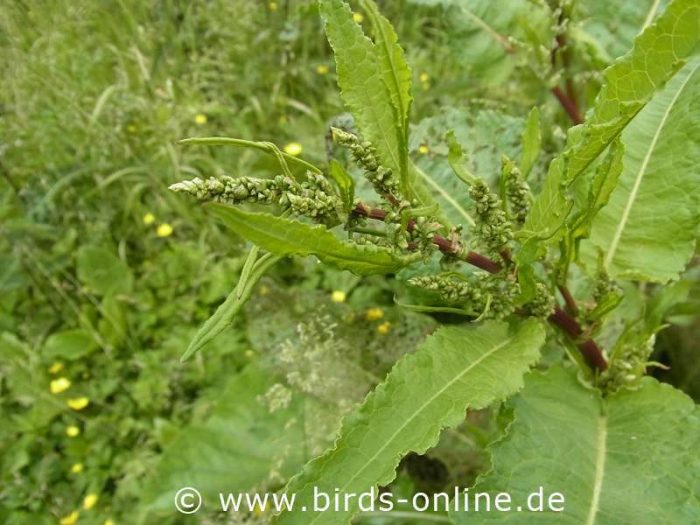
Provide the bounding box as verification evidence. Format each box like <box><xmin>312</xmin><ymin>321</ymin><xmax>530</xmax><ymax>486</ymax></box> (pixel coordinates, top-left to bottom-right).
<box><xmin>43</xmin><ymin>329</ymin><xmax>99</xmax><ymax>360</ymax></box>
<box><xmin>452</xmin><ymin>365</ymin><xmax>700</xmax><ymax>524</ymax></box>
<box><xmin>519</xmin><ymin>107</ymin><xmax>540</xmax><ymax>178</ymax></box>
<box><xmin>523</xmin><ymin>0</ymin><xmax>700</xmax><ymax>245</ymax></box>
<box><xmin>320</xmin><ymin>0</ymin><xmax>408</xmax><ymax>193</ymax></box>
<box><xmin>76</xmin><ymin>245</ymin><xmax>133</xmax><ymax>296</ymax></box>
<box><xmin>138</xmin><ymin>364</ymin><xmax>308</xmax><ymax>521</ymax></box>
<box><xmin>208</xmin><ymin>203</ymin><xmax>408</xmax><ymax>275</ymax></box>
<box><xmin>271</xmin><ymin>319</ymin><xmax>545</xmax><ymax>524</ymax></box>
<box><xmin>586</xmin><ymin>58</ymin><xmax>700</xmax><ymax>282</ymax></box>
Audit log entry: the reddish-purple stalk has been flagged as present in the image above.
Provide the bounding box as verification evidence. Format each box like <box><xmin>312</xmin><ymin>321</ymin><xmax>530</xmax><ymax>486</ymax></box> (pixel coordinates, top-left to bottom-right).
<box><xmin>352</xmin><ymin>202</ymin><xmax>608</xmax><ymax>371</ymax></box>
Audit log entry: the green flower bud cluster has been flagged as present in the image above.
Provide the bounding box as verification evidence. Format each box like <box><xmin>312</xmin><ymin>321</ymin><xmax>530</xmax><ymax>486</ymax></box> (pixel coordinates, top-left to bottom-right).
<box><xmin>409</xmin><ymin>273</ymin><xmax>519</xmax><ymax>319</ymax></box>
<box><xmin>169</xmin><ymin>175</ymin><xmax>279</xmax><ymax>204</ymax></box>
<box><xmin>169</xmin><ymin>173</ymin><xmax>342</xmax><ymax>223</ymax></box>
<box><xmin>331</xmin><ymin>127</ymin><xmax>400</xmax><ymax>198</ymax></box>
<box><xmin>505</xmin><ymin>166</ymin><xmax>531</xmax><ymax>225</ymax></box>
<box><xmin>525</xmin><ymin>283</ymin><xmax>555</xmax><ymax>319</ymax></box>
<box><xmin>469</xmin><ymin>179</ymin><xmax>513</xmax><ymax>256</ymax></box>
<box><xmin>599</xmin><ymin>336</ymin><xmax>654</xmax><ymax>393</ymax></box>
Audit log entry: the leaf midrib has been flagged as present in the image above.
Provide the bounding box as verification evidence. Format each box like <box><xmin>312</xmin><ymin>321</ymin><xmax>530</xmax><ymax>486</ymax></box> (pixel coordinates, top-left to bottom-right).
<box><xmin>603</xmin><ymin>63</ymin><xmax>698</xmax><ymax>270</ymax></box>
<box><xmin>585</xmin><ymin>414</ymin><xmax>608</xmax><ymax>525</ymax></box>
<box><xmin>305</xmin><ymin>334</ymin><xmax>514</xmax><ymax>524</ymax></box>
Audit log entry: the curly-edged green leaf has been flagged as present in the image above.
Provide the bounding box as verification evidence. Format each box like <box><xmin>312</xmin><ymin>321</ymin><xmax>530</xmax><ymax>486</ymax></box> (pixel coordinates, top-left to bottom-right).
<box><xmin>361</xmin><ymin>0</ymin><xmax>412</xmax><ymax>137</ymax></box>
<box><xmin>271</xmin><ymin>319</ymin><xmax>545</xmax><ymax>525</ymax></box>
<box><xmin>452</xmin><ymin>365</ymin><xmax>700</xmax><ymax>524</ymax></box>
<box><xmin>523</xmin><ymin>0</ymin><xmax>700</xmax><ymax>244</ymax></box>
<box><xmin>320</xmin><ymin>0</ymin><xmax>407</xmax><ymax>193</ymax></box>
<box><xmin>208</xmin><ymin>203</ymin><xmax>408</xmax><ymax>275</ymax></box>
<box><xmin>586</xmin><ymin>58</ymin><xmax>700</xmax><ymax>282</ymax></box>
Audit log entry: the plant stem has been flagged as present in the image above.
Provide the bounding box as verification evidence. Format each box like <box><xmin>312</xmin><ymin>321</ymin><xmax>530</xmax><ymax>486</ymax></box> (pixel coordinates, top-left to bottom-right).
<box><xmin>352</xmin><ymin>202</ymin><xmax>608</xmax><ymax>371</ymax></box>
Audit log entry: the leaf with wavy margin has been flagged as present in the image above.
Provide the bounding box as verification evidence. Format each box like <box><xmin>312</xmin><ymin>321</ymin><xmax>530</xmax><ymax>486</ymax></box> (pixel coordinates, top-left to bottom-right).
<box><xmin>271</xmin><ymin>319</ymin><xmax>545</xmax><ymax>524</ymax></box>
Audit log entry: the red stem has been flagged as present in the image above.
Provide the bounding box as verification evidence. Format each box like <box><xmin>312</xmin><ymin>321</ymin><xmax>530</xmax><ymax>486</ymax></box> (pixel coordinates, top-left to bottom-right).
<box><xmin>352</xmin><ymin>202</ymin><xmax>608</xmax><ymax>371</ymax></box>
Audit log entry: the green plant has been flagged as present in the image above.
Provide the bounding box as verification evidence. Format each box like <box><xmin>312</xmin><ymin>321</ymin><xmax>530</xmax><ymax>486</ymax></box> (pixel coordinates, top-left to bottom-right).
<box><xmin>171</xmin><ymin>0</ymin><xmax>700</xmax><ymax>522</ymax></box>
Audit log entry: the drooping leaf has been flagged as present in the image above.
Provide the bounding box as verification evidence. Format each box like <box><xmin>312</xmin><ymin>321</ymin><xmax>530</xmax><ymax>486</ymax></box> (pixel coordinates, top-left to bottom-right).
<box><xmin>523</xmin><ymin>0</ymin><xmax>700</xmax><ymax>247</ymax></box>
<box><xmin>181</xmin><ymin>252</ymin><xmax>281</xmax><ymax>361</ymax></box>
<box><xmin>76</xmin><ymin>245</ymin><xmax>133</xmax><ymax>296</ymax></box>
<box><xmin>452</xmin><ymin>365</ymin><xmax>700</xmax><ymax>524</ymax></box>
<box><xmin>586</xmin><ymin>58</ymin><xmax>700</xmax><ymax>282</ymax></box>
<box><xmin>208</xmin><ymin>203</ymin><xmax>408</xmax><ymax>275</ymax></box>
<box><xmin>271</xmin><ymin>319</ymin><xmax>545</xmax><ymax>524</ymax></box>
<box><xmin>138</xmin><ymin>364</ymin><xmax>308</xmax><ymax>521</ymax></box>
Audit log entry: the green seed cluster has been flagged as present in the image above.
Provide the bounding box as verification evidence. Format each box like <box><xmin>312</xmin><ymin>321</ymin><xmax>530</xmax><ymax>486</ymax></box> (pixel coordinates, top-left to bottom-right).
<box><xmin>409</xmin><ymin>273</ymin><xmax>518</xmax><ymax>319</ymax></box>
<box><xmin>505</xmin><ymin>167</ymin><xmax>531</xmax><ymax>225</ymax></box>
<box><xmin>525</xmin><ymin>283</ymin><xmax>555</xmax><ymax>319</ymax></box>
<box><xmin>331</xmin><ymin>127</ymin><xmax>400</xmax><ymax>198</ymax></box>
<box><xmin>169</xmin><ymin>173</ymin><xmax>342</xmax><ymax>223</ymax></box>
<box><xmin>469</xmin><ymin>179</ymin><xmax>513</xmax><ymax>256</ymax></box>
<box><xmin>599</xmin><ymin>336</ymin><xmax>654</xmax><ymax>394</ymax></box>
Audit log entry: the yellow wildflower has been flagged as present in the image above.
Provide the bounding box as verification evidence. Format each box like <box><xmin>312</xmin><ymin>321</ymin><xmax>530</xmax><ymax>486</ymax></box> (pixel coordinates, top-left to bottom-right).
<box><xmin>316</xmin><ymin>64</ymin><xmax>330</xmax><ymax>75</ymax></box>
<box><xmin>126</xmin><ymin>124</ymin><xmax>137</xmax><ymax>134</ymax></box>
<box><xmin>418</xmin><ymin>145</ymin><xmax>430</xmax><ymax>155</ymax></box>
<box><xmin>283</xmin><ymin>142</ymin><xmax>303</xmax><ymax>156</ymax></box>
<box><xmin>419</xmin><ymin>72</ymin><xmax>430</xmax><ymax>83</ymax></box>
<box><xmin>194</xmin><ymin>113</ymin><xmax>207</xmax><ymax>125</ymax></box>
<box><xmin>83</xmin><ymin>493</ymin><xmax>98</xmax><ymax>510</ymax></box>
<box><xmin>66</xmin><ymin>426</ymin><xmax>80</xmax><ymax>437</ymax></box>
<box><xmin>50</xmin><ymin>377</ymin><xmax>71</xmax><ymax>394</ymax></box>
<box><xmin>71</xmin><ymin>463</ymin><xmax>84</xmax><ymax>474</ymax></box>
<box><xmin>269</xmin><ymin>1</ymin><xmax>278</xmax><ymax>10</ymax></box>
<box><xmin>331</xmin><ymin>290</ymin><xmax>347</xmax><ymax>303</ymax></box>
<box><xmin>104</xmin><ymin>520</ymin><xmax>115</xmax><ymax>525</ymax></box>
<box><xmin>156</xmin><ymin>223</ymin><xmax>173</xmax><ymax>237</ymax></box>
<box><xmin>67</xmin><ymin>397</ymin><xmax>90</xmax><ymax>411</ymax></box>
<box><xmin>377</xmin><ymin>322</ymin><xmax>391</xmax><ymax>335</ymax></box>
<box><xmin>49</xmin><ymin>362</ymin><xmax>64</xmax><ymax>375</ymax></box>
<box><xmin>59</xmin><ymin>511</ymin><xmax>79</xmax><ymax>525</ymax></box>
<box><xmin>142</xmin><ymin>212</ymin><xmax>155</xmax><ymax>225</ymax></box>
<box><xmin>353</xmin><ymin>12</ymin><xmax>364</xmax><ymax>23</ymax></box>
<box><xmin>366</xmin><ymin>307</ymin><xmax>385</xmax><ymax>321</ymax></box>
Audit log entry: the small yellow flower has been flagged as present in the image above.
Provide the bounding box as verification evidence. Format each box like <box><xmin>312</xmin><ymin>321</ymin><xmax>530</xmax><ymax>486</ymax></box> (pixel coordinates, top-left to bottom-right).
<box><xmin>331</xmin><ymin>290</ymin><xmax>347</xmax><ymax>303</ymax></box>
<box><xmin>353</xmin><ymin>12</ymin><xmax>364</xmax><ymax>23</ymax></box>
<box><xmin>66</xmin><ymin>426</ymin><xmax>80</xmax><ymax>438</ymax></box>
<box><xmin>156</xmin><ymin>223</ymin><xmax>173</xmax><ymax>237</ymax></box>
<box><xmin>83</xmin><ymin>493</ymin><xmax>99</xmax><ymax>510</ymax></box>
<box><xmin>377</xmin><ymin>322</ymin><xmax>391</xmax><ymax>335</ymax></box>
<box><xmin>418</xmin><ymin>145</ymin><xmax>430</xmax><ymax>155</ymax></box>
<box><xmin>50</xmin><ymin>377</ymin><xmax>71</xmax><ymax>395</ymax></box>
<box><xmin>142</xmin><ymin>212</ymin><xmax>155</xmax><ymax>225</ymax></box>
<box><xmin>283</xmin><ymin>142</ymin><xmax>303</xmax><ymax>156</ymax></box>
<box><xmin>67</xmin><ymin>397</ymin><xmax>90</xmax><ymax>411</ymax></box>
<box><xmin>419</xmin><ymin>72</ymin><xmax>430</xmax><ymax>83</ymax></box>
<box><xmin>49</xmin><ymin>362</ymin><xmax>64</xmax><ymax>375</ymax></box>
<box><xmin>316</xmin><ymin>64</ymin><xmax>330</xmax><ymax>75</ymax></box>
<box><xmin>71</xmin><ymin>463</ymin><xmax>84</xmax><ymax>474</ymax></box>
<box><xmin>194</xmin><ymin>113</ymin><xmax>207</xmax><ymax>125</ymax></box>
<box><xmin>244</xmin><ymin>349</ymin><xmax>255</xmax><ymax>359</ymax></box>
<box><xmin>126</xmin><ymin>124</ymin><xmax>137</xmax><ymax>134</ymax></box>
<box><xmin>269</xmin><ymin>1</ymin><xmax>278</xmax><ymax>11</ymax></box>
<box><xmin>59</xmin><ymin>511</ymin><xmax>79</xmax><ymax>525</ymax></box>
<box><xmin>104</xmin><ymin>520</ymin><xmax>115</xmax><ymax>525</ymax></box>
<box><xmin>366</xmin><ymin>307</ymin><xmax>385</xmax><ymax>321</ymax></box>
